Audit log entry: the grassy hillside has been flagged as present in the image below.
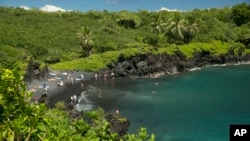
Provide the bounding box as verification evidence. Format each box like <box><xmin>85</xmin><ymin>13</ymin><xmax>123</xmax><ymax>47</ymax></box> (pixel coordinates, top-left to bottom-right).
<box><xmin>0</xmin><ymin>3</ymin><xmax>249</xmax><ymax>71</ymax></box>
<box><xmin>51</xmin><ymin>41</ymin><xmax>248</xmax><ymax>71</ymax></box>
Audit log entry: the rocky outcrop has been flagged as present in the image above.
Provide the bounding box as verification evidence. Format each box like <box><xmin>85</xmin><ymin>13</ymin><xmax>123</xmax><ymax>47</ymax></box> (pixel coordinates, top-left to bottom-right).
<box><xmin>105</xmin><ymin>113</ymin><xmax>131</xmax><ymax>137</ymax></box>
<box><xmin>104</xmin><ymin>50</ymin><xmax>250</xmax><ymax>78</ymax></box>
<box><xmin>23</xmin><ymin>59</ymin><xmax>50</xmax><ymax>82</ymax></box>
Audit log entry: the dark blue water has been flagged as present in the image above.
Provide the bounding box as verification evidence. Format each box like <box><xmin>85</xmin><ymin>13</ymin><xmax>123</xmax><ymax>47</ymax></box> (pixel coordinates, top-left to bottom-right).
<box><xmin>79</xmin><ymin>64</ymin><xmax>250</xmax><ymax>141</ymax></box>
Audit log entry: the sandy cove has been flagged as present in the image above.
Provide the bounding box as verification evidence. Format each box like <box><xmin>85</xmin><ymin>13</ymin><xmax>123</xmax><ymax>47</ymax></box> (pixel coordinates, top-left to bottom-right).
<box><xmin>26</xmin><ymin>70</ymin><xmax>96</xmax><ymax>106</ymax></box>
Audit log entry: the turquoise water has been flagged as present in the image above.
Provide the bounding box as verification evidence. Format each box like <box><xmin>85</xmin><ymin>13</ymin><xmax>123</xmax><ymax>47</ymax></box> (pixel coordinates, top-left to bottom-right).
<box><xmin>79</xmin><ymin>64</ymin><xmax>250</xmax><ymax>141</ymax></box>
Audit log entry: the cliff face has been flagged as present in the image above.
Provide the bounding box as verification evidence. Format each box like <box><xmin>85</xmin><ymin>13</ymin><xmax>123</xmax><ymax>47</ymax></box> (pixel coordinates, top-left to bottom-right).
<box><xmin>23</xmin><ymin>59</ymin><xmax>49</xmax><ymax>83</ymax></box>
<box><xmin>24</xmin><ymin>49</ymin><xmax>250</xmax><ymax>82</ymax></box>
<box><xmin>107</xmin><ymin>50</ymin><xmax>250</xmax><ymax>78</ymax></box>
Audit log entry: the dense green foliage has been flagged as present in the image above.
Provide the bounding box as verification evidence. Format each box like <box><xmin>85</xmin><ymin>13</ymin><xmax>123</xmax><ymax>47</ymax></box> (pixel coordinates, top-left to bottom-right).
<box><xmin>0</xmin><ymin>69</ymin><xmax>155</xmax><ymax>141</ymax></box>
<box><xmin>0</xmin><ymin>45</ymin><xmax>29</xmax><ymax>74</ymax></box>
<box><xmin>0</xmin><ymin>3</ymin><xmax>250</xmax><ymax>140</ymax></box>
<box><xmin>0</xmin><ymin>3</ymin><xmax>250</xmax><ymax>71</ymax></box>
<box><xmin>51</xmin><ymin>41</ymin><xmax>238</xmax><ymax>71</ymax></box>
<box><xmin>231</xmin><ymin>3</ymin><xmax>250</xmax><ymax>26</ymax></box>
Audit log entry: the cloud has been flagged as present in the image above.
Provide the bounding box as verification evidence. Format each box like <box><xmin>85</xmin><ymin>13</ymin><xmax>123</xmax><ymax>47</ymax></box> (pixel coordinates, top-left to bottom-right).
<box><xmin>158</xmin><ymin>7</ymin><xmax>178</xmax><ymax>12</ymax></box>
<box><xmin>105</xmin><ymin>0</ymin><xmax>135</xmax><ymax>5</ymax></box>
<box><xmin>19</xmin><ymin>5</ymin><xmax>31</xmax><ymax>10</ymax></box>
<box><xmin>40</xmin><ymin>5</ymin><xmax>66</xmax><ymax>12</ymax></box>
<box><xmin>106</xmin><ymin>0</ymin><xmax>120</xmax><ymax>5</ymax></box>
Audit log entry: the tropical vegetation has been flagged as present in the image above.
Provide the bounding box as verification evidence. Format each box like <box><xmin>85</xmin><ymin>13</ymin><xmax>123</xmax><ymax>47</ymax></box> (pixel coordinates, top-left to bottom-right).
<box><xmin>0</xmin><ymin>68</ymin><xmax>155</xmax><ymax>141</ymax></box>
<box><xmin>0</xmin><ymin>2</ymin><xmax>249</xmax><ymax>71</ymax></box>
<box><xmin>0</xmin><ymin>2</ymin><xmax>250</xmax><ymax>140</ymax></box>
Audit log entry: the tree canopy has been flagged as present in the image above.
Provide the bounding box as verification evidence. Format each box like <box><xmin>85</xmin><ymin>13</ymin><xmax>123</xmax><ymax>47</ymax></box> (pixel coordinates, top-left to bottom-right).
<box><xmin>1</xmin><ymin>3</ymin><xmax>250</xmax><ymax>140</ymax></box>
<box><xmin>0</xmin><ymin>2</ymin><xmax>250</xmax><ymax>70</ymax></box>
<box><xmin>0</xmin><ymin>3</ymin><xmax>250</xmax><ymax>70</ymax></box>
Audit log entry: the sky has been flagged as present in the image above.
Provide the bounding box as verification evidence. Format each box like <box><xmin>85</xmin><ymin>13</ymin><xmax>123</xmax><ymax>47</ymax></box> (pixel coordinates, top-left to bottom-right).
<box><xmin>0</xmin><ymin>0</ymin><xmax>249</xmax><ymax>12</ymax></box>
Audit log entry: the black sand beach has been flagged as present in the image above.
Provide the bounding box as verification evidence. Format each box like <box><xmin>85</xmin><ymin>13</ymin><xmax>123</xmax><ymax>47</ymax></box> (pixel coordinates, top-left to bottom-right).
<box><xmin>27</xmin><ymin>69</ymin><xmax>119</xmax><ymax>111</ymax></box>
<box><xmin>27</xmin><ymin>70</ymin><xmax>95</xmax><ymax>106</ymax></box>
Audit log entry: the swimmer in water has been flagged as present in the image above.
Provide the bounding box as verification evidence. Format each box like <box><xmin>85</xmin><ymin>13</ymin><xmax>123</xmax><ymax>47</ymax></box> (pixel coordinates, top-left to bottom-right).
<box><xmin>98</xmin><ymin>90</ymin><xmax>102</xmax><ymax>98</ymax></box>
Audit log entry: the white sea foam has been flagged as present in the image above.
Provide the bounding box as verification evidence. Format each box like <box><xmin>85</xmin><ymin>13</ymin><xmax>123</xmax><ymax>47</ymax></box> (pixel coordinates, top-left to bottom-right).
<box><xmin>210</xmin><ymin>61</ymin><xmax>250</xmax><ymax>67</ymax></box>
<box><xmin>75</xmin><ymin>104</ymin><xmax>94</xmax><ymax>111</ymax></box>
<box><xmin>75</xmin><ymin>91</ymin><xmax>94</xmax><ymax>111</ymax></box>
<box><xmin>79</xmin><ymin>91</ymin><xmax>92</xmax><ymax>103</ymax></box>
<box><xmin>189</xmin><ymin>67</ymin><xmax>201</xmax><ymax>71</ymax></box>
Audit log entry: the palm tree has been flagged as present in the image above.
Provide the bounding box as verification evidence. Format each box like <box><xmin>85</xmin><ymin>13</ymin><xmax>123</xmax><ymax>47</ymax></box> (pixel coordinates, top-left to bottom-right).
<box><xmin>185</xmin><ymin>15</ymin><xmax>199</xmax><ymax>43</ymax></box>
<box><xmin>151</xmin><ymin>14</ymin><xmax>167</xmax><ymax>36</ymax></box>
<box><xmin>166</xmin><ymin>13</ymin><xmax>187</xmax><ymax>43</ymax></box>
<box><xmin>77</xmin><ymin>26</ymin><xmax>93</xmax><ymax>57</ymax></box>
<box><xmin>150</xmin><ymin>14</ymin><xmax>167</xmax><ymax>48</ymax></box>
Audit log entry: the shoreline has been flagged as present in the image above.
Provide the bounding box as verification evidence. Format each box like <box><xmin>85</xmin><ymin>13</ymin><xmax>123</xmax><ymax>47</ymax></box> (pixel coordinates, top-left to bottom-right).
<box><xmin>27</xmin><ymin>70</ymin><xmax>95</xmax><ymax>106</ymax></box>
<box><xmin>27</xmin><ymin>60</ymin><xmax>250</xmax><ymax>109</ymax></box>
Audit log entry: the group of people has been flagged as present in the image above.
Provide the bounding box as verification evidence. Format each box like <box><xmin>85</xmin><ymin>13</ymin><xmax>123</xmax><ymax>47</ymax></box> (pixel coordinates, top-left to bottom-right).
<box><xmin>31</xmin><ymin>70</ymin><xmax>119</xmax><ymax>107</ymax></box>
<box><xmin>63</xmin><ymin>71</ymin><xmax>122</xmax><ymax>115</ymax></box>
<box><xmin>70</xmin><ymin>94</ymin><xmax>77</xmax><ymax>104</ymax></box>
<box><xmin>94</xmin><ymin>71</ymin><xmax>115</xmax><ymax>81</ymax></box>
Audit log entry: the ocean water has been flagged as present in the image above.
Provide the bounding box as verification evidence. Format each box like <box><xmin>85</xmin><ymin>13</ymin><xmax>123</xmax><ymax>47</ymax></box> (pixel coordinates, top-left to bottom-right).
<box><xmin>77</xmin><ymin>64</ymin><xmax>250</xmax><ymax>141</ymax></box>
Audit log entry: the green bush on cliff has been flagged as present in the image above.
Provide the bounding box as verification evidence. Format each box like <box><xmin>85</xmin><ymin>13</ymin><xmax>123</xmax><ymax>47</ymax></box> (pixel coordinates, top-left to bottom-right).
<box><xmin>178</xmin><ymin>40</ymin><xmax>230</xmax><ymax>58</ymax></box>
<box><xmin>244</xmin><ymin>48</ymin><xmax>250</xmax><ymax>55</ymax></box>
<box><xmin>157</xmin><ymin>45</ymin><xmax>177</xmax><ymax>55</ymax></box>
<box><xmin>51</xmin><ymin>41</ymin><xmax>234</xmax><ymax>71</ymax></box>
<box><xmin>51</xmin><ymin>51</ymin><xmax>120</xmax><ymax>71</ymax></box>
<box><xmin>229</xmin><ymin>42</ymin><xmax>246</xmax><ymax>56</ymax></box>
<box><xmin>51</xmin><ymin>47</ymin><xmax>156</xmax><ymax>71</ymax></box>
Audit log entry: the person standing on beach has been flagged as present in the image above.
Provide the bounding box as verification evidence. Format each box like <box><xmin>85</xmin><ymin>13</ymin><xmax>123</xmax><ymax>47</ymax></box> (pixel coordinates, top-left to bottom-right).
<box><xmin>81</xmin><ymin>83</ymin><xmax>84</xmax><ymax>90</ymax></box>
<box><xmin>71</xmin><ymin>77</ymin><xmax>74</xmax><ymax>85</ymax></box>
<box><xmin>43</xmin><ymin>83</ymin><xmax>48</xmax><ymax>93</ymax></box>
<box><xmin>103</xmin><ymin>72</ymin><xmax>107</xmax><ymax>81</ymax></box>
<box><xmin>95</xmin><ymin>73</ymin><xmax>98</xmax><ymax>81</ymax></box>
<box><xmin>81</xmin><ymin>74</ymin><xmax>84</xmax><ymax>81</ymax></box>
<box><xmin>73</xmin><ymin>94</ymin><xmax>77</xmax><ymax>103</ymax></box>
<box><xmin>111</xmin><ymin>72</ymin><xmax>115</xmax><ymax>79</ymax></box>
<box><xmin>70</xmin><ymin>96</ymin><xmax>73</xmax><ymax>104</ymax></box>
<box><xmin>43</xmin><ymin>83</ymin><xmax>46</xmax><ymax>88</ymax></box>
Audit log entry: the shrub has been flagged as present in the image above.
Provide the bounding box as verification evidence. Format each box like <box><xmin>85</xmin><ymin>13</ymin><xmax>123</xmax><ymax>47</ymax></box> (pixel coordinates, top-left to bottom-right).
<box><xmin>55</xmin><ymin>101</ymin><xmax>66</xmax><ymax>110</ymax></box>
